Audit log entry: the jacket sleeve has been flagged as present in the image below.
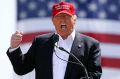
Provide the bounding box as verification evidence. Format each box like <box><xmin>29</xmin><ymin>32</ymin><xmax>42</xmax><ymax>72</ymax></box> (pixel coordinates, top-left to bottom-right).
<box><xmin>6</xmin><ymin>38</ymin><xmax>36</xmax><ymax>75</ymax></box>
<box><xmin>86</xmin><ymin>41</ymin><xmax>102</xmax><ymax>79</ymax></box>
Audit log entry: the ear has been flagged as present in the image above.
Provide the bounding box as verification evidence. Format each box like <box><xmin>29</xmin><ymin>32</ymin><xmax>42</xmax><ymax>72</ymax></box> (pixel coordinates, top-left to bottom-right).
<box><xmin>52</xmin><ymin>17</ymin><xmax>54</xmax><ymax>21</ymax></box>
<box><xmin>72</xmin><ymin>15</ymin><xmax>77</xmax><ymax>25</ymax></box>
<box><xmin>73</xmin><ymin>15</ymin><xmax>77</xmax><ymax>21</ymax></box>
<box><xmin>52</xmin><ymin>17</ymin><xmax>56</xmax><ymax>26</ymax></box>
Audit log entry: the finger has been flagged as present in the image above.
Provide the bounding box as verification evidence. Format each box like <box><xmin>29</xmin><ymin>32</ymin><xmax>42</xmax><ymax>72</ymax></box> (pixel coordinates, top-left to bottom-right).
<box><xmin>11</xmin><ymin>35</ymin><xmax>22</xmax><ymax>42</ymax></box>
<box><xmin>16</xmin><ymin>33</ymin><xmax>23</xmax><ymax>37</ymax></box>
<box><xmin>13</xmin><ymin>37</ymin><xmax>22</xmax><ymax>40</ymax></box>
<box><xmin>14</xmin><ymin>32</ymin><xmax>23</xmax><ymax>37</ymax></box>
<box><xmin>12</xmin><ymin>39</ymin><xmax>22</xmax><ymax>43</ymax></box>
<box><xmin>15</xmin><ymin>31</ymin><xmax>23</xmax><ymax>35</ymax></box>
<box><xmin>12</xmin><ymin>34</ymin><xmax>22</xmax><ymax>38</ymax></box>
<box><xmin>20</xmin><ymin>31</ymin><xmax>23</xmax><ymax>35</ymax></box>
<box><xmin>15</xmin><ymin>31</ymin><xmax>20</xmax><ymax>34</ymax></box>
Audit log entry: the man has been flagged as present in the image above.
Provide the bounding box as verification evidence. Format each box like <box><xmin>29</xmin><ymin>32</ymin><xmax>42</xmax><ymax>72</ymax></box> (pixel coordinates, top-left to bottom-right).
<box><xmin>7</xmin><ymin>1</ymin><xmax>102</xmax><ymax>79</ymax></box>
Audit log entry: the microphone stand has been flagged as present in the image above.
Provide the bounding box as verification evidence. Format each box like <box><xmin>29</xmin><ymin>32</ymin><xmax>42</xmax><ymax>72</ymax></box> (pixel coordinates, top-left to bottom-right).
<box><xmin>55</xmin><ymin>45</ymin><xmax>90</xmax><ymax>79</ymax></box>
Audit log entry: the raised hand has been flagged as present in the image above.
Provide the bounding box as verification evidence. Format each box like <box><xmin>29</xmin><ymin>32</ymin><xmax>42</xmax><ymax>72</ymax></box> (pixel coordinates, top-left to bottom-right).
<box><xmin>10</xmin><ymin>31</ymin><xmax>23</xmax><ymax>48</ymax></box>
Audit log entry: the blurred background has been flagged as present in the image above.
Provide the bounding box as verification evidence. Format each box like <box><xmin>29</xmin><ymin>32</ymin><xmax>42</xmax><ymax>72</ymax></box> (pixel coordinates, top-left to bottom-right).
<box><xmin>0</xmin><ymin>0</ymin><xmax>120</xmax><ymax>79</ymax></box>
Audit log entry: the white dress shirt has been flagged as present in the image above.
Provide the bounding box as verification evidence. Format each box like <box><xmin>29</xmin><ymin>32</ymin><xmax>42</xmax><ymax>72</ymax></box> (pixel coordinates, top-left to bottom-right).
<box><xmin>53</xmin><ymin>30</ymin><xmax>75</xmax><ymax>79</ymax></box>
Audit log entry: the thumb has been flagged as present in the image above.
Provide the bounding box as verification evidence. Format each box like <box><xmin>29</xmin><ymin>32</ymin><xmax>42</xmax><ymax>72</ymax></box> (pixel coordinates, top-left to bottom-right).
<box><xmin>19</xmin><ymin>31</ymin><xmax>23</xmax><ymax>35</ymax></box>
<box><xmin>15</xmin><ymin>31</ymin><xmax>23</xmax><ymax>35</ymax></box>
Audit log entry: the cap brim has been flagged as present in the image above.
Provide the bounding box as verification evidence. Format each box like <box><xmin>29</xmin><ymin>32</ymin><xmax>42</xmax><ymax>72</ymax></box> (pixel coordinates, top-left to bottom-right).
<box><xmin>54</xmin><ymin>11</ymin><xmax>73</xmax><ymax>16</ymax></box>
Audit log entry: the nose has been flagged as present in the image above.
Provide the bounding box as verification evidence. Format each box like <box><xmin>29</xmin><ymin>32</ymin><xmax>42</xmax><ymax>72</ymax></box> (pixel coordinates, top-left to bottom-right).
<box><xmin>61</xmin><ymin>18</ymin><xmax>66</xmax><ymax>23</ymax></box>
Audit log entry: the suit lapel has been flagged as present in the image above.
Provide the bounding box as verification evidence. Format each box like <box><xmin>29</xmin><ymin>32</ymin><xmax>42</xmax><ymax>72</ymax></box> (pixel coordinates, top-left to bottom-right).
<box><xmin>46</xmin><ymin>42</ymin><xmax>54</xmax><ymax>79</ymax></box>
<box><xmin>64</xmin><ymin>33</ymin><xmax>84</xmax><ymax>79</ymax></box>
<box><xmin>40</xmin><ymin>33</ymin><xmax>55</xmax><ymax>79</ymax></box>
<box><xmin>70</xmin><ymin>33</ymin><xmax>83</xmax><ymax>58</ymax></box>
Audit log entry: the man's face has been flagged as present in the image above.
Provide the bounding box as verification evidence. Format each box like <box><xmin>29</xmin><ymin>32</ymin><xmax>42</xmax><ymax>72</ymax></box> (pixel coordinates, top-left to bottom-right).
<box><xmin>52</xmin><ymin>13</ymin><xmax>76</xmax><ymax>39</ymax></box>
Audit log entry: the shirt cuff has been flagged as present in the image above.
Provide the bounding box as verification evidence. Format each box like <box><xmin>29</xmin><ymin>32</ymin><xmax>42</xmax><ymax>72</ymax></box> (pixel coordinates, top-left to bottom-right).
<box><xmin>9</xmin><ymin>46</ymin><xmax>20</xmax><ymax>53</ymax></box>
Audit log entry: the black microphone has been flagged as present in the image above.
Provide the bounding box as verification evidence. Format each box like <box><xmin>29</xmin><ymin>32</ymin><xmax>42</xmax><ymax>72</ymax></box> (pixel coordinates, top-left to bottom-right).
<box><xmin>53</xmin><ymin>34</ymin><xmax>90</xmax><ymax>79</ymax></box>
<box><xmin>52</xmin><ymin>34</ymin><xmax>59</xmax><ymax>44</ymax></box>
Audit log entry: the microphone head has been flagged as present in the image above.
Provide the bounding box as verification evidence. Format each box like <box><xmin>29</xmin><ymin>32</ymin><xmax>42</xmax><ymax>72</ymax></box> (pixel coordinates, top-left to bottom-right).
<box><xmin>52</xmin><ymin>34</ymin><xmax>59</xmax><ymax>43</ymax></box>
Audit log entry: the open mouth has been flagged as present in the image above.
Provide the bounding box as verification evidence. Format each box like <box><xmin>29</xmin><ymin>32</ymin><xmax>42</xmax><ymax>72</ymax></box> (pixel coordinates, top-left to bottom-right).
<box><xmin>61</xmin><ymin>24</ymin><xmax>67</xmax><ymax>30</ymax></box>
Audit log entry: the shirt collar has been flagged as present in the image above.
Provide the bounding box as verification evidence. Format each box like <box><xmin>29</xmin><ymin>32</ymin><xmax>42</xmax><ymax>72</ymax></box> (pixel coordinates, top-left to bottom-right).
<box><xmin>56</xmin><ymin>30</ymin><xmax>76</xmax><ymax>47</ymax></box>
<box><xmin>58</xmin><ymin>29</ymin><xmax>76</xmax><ymax>41</ymax></box>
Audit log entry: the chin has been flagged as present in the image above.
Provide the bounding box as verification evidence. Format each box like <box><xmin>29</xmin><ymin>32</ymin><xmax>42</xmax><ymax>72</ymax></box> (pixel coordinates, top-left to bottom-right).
<box><xmin>61</xmin><ymin>33</ymin><xmax>69</xmax><ymax>38</ymax></box>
